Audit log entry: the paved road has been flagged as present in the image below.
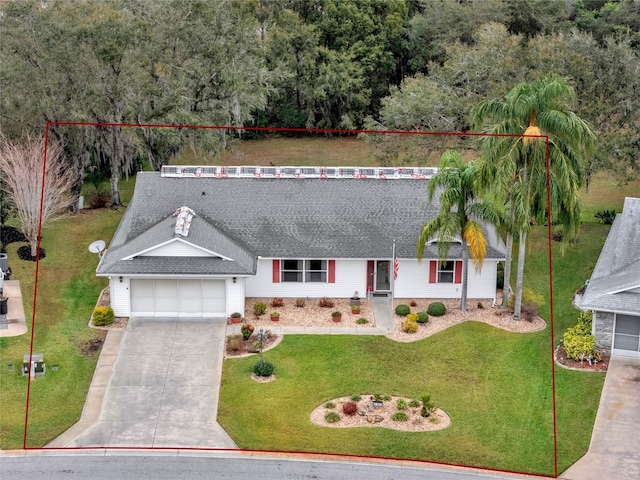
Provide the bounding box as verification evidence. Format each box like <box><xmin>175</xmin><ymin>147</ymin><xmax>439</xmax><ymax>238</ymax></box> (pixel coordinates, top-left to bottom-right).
<box><xmin>59</xmin><ymin>318</ymin><xmax>235</xmax><ymax>448</ymax></box>
<box><xmin>0</xmin><ymin>453</ymin><xmax>541</xmax><ymax>480</ymax></box>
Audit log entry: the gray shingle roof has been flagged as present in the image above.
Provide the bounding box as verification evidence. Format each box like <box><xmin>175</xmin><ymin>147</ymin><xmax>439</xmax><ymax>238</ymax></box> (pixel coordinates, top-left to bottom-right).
<box><xmin>581</xmin><ymin>197</ymin><xmax>640</xmax><ymax>313</ymax></box>
<box><xmin>97</xmin><ymin>173</ymin><xmax>506</xmax><ymax>276</ymax></box>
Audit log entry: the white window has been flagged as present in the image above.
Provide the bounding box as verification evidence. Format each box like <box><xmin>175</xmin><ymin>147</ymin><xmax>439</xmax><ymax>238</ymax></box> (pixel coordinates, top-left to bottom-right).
<box><xmin>281</xmin><ymin>259</ymin><xmax>327</xmax><ymax>283</ymax></box>
<box><xmin>438</xmin><ymin>261</ymin><xmax>454</xmax><ymax>283</ymax></box>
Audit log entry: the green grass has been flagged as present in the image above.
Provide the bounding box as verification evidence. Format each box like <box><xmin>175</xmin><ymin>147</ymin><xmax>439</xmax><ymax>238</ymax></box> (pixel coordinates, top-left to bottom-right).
<box><xmin>0</xmin><ymin>177</ymin><xmax>135</xmax><ymax>449</ymax></box>
<box><xmin>220</xmin><ymin>327</ymin><xmax>557</xmax><ymax>474</ymax></box>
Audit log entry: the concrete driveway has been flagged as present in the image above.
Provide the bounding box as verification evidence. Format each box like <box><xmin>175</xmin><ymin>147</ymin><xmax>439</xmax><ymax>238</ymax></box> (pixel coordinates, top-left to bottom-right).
<box><xmin>61</xmin><ymin>317</ymin><xmax>236</xmax><ymax>448</ymax></box>
<box><xmin>562</xmin><ymin>356</ymin><xmax>640</xmax><ymax>480</ymax></box>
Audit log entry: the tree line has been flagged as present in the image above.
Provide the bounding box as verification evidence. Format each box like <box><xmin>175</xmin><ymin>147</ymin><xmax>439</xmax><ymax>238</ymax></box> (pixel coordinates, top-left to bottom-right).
<box><xmin>1</xmin><ymin>0</ymin><xmax>639</xmax><ymax>206</ymax></box>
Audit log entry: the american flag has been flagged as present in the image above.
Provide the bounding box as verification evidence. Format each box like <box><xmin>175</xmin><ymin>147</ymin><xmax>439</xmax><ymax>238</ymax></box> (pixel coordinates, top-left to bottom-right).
<box><xmin>393</xmin><ymin>257</ymin><xmax>399</xmax><ymax>280</ymax></box>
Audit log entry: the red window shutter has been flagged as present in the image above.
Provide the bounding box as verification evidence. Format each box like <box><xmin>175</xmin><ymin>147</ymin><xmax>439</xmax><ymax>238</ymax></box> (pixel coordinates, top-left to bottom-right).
<box><xmin>328</xmin><ymin>260</ymin><xmax>335</xmax><ymax>283</ymax></box>
<box><xmin>429</xmin><ymin>261</ymin><xmax>437</xmax><ymax>284</ymax></box>
<box><xmin>272</xmin><ymin>259</ymin><xmax>280</xmax><ymax>283</ymax></box>
<box><xmin>454</xmin><ymin>261</ymin><xmax>462</xmax><ymax>284</ymax></box>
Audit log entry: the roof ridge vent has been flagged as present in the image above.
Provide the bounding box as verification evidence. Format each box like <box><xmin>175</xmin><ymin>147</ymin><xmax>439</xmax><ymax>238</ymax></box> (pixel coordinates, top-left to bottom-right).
<box><xmin>173</xmin><ymin>206</ymin><xmax>195</xmax><ymax>237</ymax></box>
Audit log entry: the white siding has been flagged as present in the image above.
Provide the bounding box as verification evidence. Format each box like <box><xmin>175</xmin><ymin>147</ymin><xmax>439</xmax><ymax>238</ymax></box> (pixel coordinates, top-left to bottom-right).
<box><xmin>110</xmin><ymin>276</ymin><xmax>131</xmax><ymax>317</ymax></box>
<box><xmin>245</xmin><ymin>258</ymin><xmax>367</xmax><ymax>298</ymax></box>
<box><xmin>226</xmin><ymin>278</ymin><xmax>245</xmax><ymax>317</ymax></box>
<box><xmin>395</xmin><ymin>259</ymin><xmax>497</xmax><ymax>300</ymax></box>
<box><xmin>139</xmin><ymin>239</ymin><xmax>215</xmax><ymax>257</ymax></box>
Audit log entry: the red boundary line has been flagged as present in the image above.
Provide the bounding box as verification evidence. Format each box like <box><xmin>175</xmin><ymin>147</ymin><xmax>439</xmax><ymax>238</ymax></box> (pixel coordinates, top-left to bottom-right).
<box><xmin>24</xmin><ymin>121</ymin><xmax>557</xmax><ymax>477</ymax></box>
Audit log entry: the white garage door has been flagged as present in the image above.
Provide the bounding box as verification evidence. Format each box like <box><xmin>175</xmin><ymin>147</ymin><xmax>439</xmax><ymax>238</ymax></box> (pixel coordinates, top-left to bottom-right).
<box><xmin>130</xmin><ymin>279</ymin><xmax>226</xmax><ymax>318</ymax></box>
<box><xmin>613</xmin><ymin>314</ymin><xmax>640</xmax><ymax>357</ymax></box>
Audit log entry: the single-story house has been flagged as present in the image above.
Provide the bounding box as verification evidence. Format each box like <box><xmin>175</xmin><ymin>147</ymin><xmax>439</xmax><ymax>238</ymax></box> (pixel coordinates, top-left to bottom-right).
<box><xmin>581</xmin><ymin>196</ymin><xmax>640</xmax><ymax>358</ymax></box>
<box><xmin>96</xmin><ymin>166</ymin><xmax>506</xmax><ymax>319</ymax></box>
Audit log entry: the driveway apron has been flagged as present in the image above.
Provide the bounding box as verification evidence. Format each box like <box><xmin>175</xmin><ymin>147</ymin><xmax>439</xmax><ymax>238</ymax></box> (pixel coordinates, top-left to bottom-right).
<box><xmin>65</xmin><ymin>317</ymin><xmax>236</xmax><ymax>448</ymax></box>
<box><xmin>561</xmin><ymin>357</ymin><xmax>640</xmax><ymax>480</ymax></box>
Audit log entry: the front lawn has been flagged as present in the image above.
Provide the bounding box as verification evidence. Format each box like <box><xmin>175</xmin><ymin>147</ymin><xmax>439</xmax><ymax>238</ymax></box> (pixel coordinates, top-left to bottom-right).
<box><xmin>0</xmin><ymin>179</ymin><xmax>134</xmax><ymax>449</ymax></box>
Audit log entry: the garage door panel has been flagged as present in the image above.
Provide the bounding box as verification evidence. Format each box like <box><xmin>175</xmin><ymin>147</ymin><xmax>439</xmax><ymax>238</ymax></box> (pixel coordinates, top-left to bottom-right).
<box><xmin>131</xmin><ymin>278</ymin><xmax>226</xmax><ymax>317</ymax></box>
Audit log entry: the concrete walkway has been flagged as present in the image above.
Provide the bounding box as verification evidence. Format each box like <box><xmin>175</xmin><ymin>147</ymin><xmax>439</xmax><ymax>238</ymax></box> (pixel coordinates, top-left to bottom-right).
<box><xmin>0</xmin><ymin>280</ymin><xmax>27</xmax><ymax>337</ymax></box>
<box><xmin>561</xmin><ymin>356</ymin><xmax>640</xmax><ymax>480</ymax></box>
<box><xmin>49</xmin><ymin>318</ymin><xmax>236</xmax><ymax>449</ymax></box>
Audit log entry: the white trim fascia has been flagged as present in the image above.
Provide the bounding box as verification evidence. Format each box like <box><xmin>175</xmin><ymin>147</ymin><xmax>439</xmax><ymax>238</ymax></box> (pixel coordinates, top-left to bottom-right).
<box><xmin>104</xmin><ymin>273</ymin><xmax>253</xmax><ymax>279</ymax></box>
<box><xmin>591</xmin><ymin>306</ymin><xmax>640</xmax><ymax>317</ymax></box>
<box><xmin>121</xmin><ymin>237</ymin><xmax>233</xmax><ymax>261</ymax></box>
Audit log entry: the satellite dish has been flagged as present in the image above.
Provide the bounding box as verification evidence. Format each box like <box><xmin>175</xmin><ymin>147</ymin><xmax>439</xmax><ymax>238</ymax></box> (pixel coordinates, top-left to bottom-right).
<box><xmin>89</xmin><ymin>240</ymin><xmax>106</xmax><ymax>256</ymax></box>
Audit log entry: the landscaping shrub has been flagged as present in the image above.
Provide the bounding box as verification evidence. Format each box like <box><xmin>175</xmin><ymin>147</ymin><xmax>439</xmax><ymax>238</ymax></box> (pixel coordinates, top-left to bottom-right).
<box><xmin>241</xmin><ymin>323</ymin><xmax>254</xmax><ymax>340</ymax></box>
<box><xmin>253</xmin><ymin>302</ymin><xmax>267</xmax><ymax>316</ymax></box>
<box><xmin>409</xmin><ymin>300</ymin><xmax>417</xmax><ymax>307</ymax></box>
<box><xmin>270</xmin><ymin>297</ymin><xmax>284</xmax><ymax>307</ymax></box>
<box><xmin>356</xmin><ymin>317</ymin><xmax>369</xmax><ymax>325</ymax></box>
<box><xmin>391</xmin><ymin>412</ymin><xmax>409</xmax><ymax>422</ymax></box>
<box><xmin>421</xmin><ymin>394</ymin><xmax>435</xmax><ymax>417</ymax></box>
<box><xmin>396</xmin><ymin>399</ymin><xmax>407</xmax><ymax>410</ymax></box>
<box><xmin>406</xmin><ymin>313</ymin><xmax>419</xmax><ymax>323</ymax></box>
<box><xmin>324</xmin><ymin>411</ymin><xmax>340</xmax><ymax>423</ymax></box>
<box><xmin>228</xmin><ymin>335</ymin><xmax>242</xmax><ymax>352</ymax></box>
<box><xmin>395</xmin><ymin>304</ymin><xmax>410</xmax><ymax>316</ymax></box>
<box><xmin>350</xmin><ymin>394</ymin><xmax>361</xmax><ymax>402</ymax></box>
<box><xmin>521</xmin><ymin>302</ymin><xmax>538</xmax><ymax>322</ymax></box>
<box><xmin>403</xmin><ymin>318</ymin><xmax>418</xmax><ymax>333</ymax></box>
<box><xmin>325</xmin><ymin>402</ymin><xmax>336</xmax><ymax>409</ymax></box>
<box><xmin>427</xmin><ymin>302</ymin><xmax>446</xmax><ymax>316</ymax></box>
<box><xmin>408</xmin><ymin>399</ymin><xmax>421</xmax><ymax>408</ymax></box>
<box><xmin>295</xmin><ymin>298</ymin><xmax>305</xmax><ymax>307</ymax></box>
<box><xmin>594</xmin><ymin>209</ymin><xmax>616</xmax><ymax>224</ymax></box>
<box><xmin>563</xmin><ymin>311</ymin><xmax>601</xmax><ymax>361</ymax></box>
<box><xmin>416</xmin><ymin>311</ymin><xmax>429</xmax><ymax>323</ymax></box>
<box><xmin>92</xmin><ymin>306</ymin><xmax>114</xmax><ymax>326</ymax></box>
<box><xmin>318</xmin><ymin>297</ymin><xmax>334</xmax><ymax>308</ymax></box>
<box><xmin>253</xmin><ymin>360</ymin><xmax>275</xmax><ymax>377</ymax></box>
<box><xmin>342</xmin><ymin>401</ymin><xmax>358</xmax><ymax>416</ymax></box>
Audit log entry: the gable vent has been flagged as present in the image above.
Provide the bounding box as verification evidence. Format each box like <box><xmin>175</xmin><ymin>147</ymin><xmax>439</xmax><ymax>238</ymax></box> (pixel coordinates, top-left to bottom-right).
<box><xmin>173</xmin><ymin>206</ymin><xmax>195</xmax><ymax>237</ymax></box>
<box><xmin>160</xmin><ymin>165</ymin><xmax>438</xmax><ymax>179</ymax></box>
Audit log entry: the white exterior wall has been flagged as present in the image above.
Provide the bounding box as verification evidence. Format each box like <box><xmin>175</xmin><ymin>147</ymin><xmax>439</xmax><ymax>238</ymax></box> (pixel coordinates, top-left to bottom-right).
<box><xmin>110</xmin><ymin>276</ymin><xmax>131</xmax><ymax>317</ymax></box>
<box><xmin>139</xmin><ymin>240</ymin><xmax>215</xmax><ymax>257</ymax></box>
<box><xmin>226</xmin><ymin>278</ymin><xmax>245</xmax><ymax>317</ymax></box>
<box><xmin>394</xmin><ymin>259</ymin><xmax>497</xmax><ymax>300</ymax></box>
<box><xmin>245</xmin><ymin>258</ymin><xmax>367</xmax><ymax>298</ymax></box>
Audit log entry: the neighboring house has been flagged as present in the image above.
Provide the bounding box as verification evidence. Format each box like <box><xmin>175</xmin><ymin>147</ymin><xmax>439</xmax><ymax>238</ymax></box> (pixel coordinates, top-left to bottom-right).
<box><xmin>581</xmin><ymin>197</ymin><xmax>640</xmax><ymax>358</ymax></box>
<box><xmin>96</xmin><ymin>166</ymin><xmax>505</xmax><ymax>319</ymax></box>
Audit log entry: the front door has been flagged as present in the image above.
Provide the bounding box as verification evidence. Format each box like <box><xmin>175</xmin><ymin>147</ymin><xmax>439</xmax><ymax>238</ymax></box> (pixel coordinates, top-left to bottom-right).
<box><xmin>375</xmin><ymin>260</ymin><xmax>391</xmax><ymax>291</ymax></box>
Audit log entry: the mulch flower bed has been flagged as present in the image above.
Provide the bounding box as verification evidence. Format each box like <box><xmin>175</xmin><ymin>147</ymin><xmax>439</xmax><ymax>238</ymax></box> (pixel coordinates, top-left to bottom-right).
<box><xmin>555</xmin><ymin>343</ymin><xmax>609</xmax><ymax>372</ymax></box>
<box><xmin>225</xmin><ymin>331</ymin><xmax>280</xmax><ymax>357</ymax></box>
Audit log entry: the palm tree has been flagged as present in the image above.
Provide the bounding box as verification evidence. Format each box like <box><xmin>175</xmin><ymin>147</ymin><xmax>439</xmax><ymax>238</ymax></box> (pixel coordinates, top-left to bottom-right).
<box><xmin>417</xmin><ymin>150</ymin><xmax>507</xmax><ymax>312</ymax></box>
<box><xmin>472</xmin><ymin>74</ymin><xmax>596</xmax><ymax>319</ymax></box>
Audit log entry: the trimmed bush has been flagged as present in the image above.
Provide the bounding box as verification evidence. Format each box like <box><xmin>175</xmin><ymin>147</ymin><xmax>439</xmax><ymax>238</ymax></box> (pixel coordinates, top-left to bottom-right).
<box><xmin>408</xmin><ymin>399</ymin><xmax>421</xmax><ymax>408</ymax></box>
<box><xmin>416</xmin><ymin>311</ymin><xmax>429</xmax><ymax>323</ymax></box>
<box><xmin>93</xmin><ymin>306</ymin><xmax>115</xmax><ymax>326</ymax></box>
<box><xmin>350</xmin><ymin>394</ymin><xmax>361</xmax><ymax>402</ymax></box>
<box><xmin>427</xmin><ymin>302</ymin><xmax>446</xmax><ymax>316</ymax></box>
<box><xmin>403</xmin><ymin>318</ymin><xmax>418</xmax><ymax>333</ymax></box>
<box><xmin>356</xmin><ymin>317</ymin><xmax>369</xmax><ymax>325</ymax></box>
<box><xmin>253</xmin><ymin>360</ymin><xmax>275</xmax><ymax>377</ymax></box>
<box><xmin>396</xmin><ymin>399</ymin><xmax>407</xmax><ymax>410</ymax></box>
<box><xmin>563</xmin><ymin>311</ymin><xmax>601</xmax><ymax>361</ymax></box>
<box><xmin>342</xmin><ymin>401</ymin><xmax>358</xmax><ymax>416</ymax></box>
<box><xmin>395</xmin><ymin>304</ymin><xmax>410</xmax><ymax>316</ymax></box>
<box><xmin>325</xmin><ymin>402</ymin><xmax>336</xmax><ymax>409</ymax></box>
<box><xmin>391</xmin><ymin>412</ymin><xmax>409</xmax><ymax>422</ymax></box>
<box><xmin>253</xmin><ymin>302</ymin><xmax>267</xmax><ymax>316</ymax></box>
<box><xmin>325</xmin><ymin>411</ymin><xmax>341</xmax><ymax>423</ymax></box>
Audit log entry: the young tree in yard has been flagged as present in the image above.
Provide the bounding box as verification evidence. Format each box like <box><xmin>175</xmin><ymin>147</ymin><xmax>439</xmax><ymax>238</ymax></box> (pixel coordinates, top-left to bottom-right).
<box><xmin>417</xmin><ymin>151</ymin><xmax>508</xmax><ymax>312</ymax></box>
<box><xmin>0</xmin><ymin>135</ymin><xmax>73</xmax><ymax>259</ymax></box>
<box><xmin>472</xmin><ymin>74</ymin><xmax>596</xmax><ymax>319</ymax></box>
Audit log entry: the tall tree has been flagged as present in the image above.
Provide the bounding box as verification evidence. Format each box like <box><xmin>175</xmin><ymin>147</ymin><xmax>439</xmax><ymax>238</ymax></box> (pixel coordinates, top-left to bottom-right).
<box><xmin>417</xmin><ymin>151</ymin><xmax>507</xmax><ymax>312</ymax></box>
<box><xmin>472</xmin><ymin>74</ymin><xmax>596</xmax><ymax>319</ymax></box>
<box><xmin>0</xmin><ymin>135</ymin><xmax>73</xmax><ymax>258</ymax></box>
